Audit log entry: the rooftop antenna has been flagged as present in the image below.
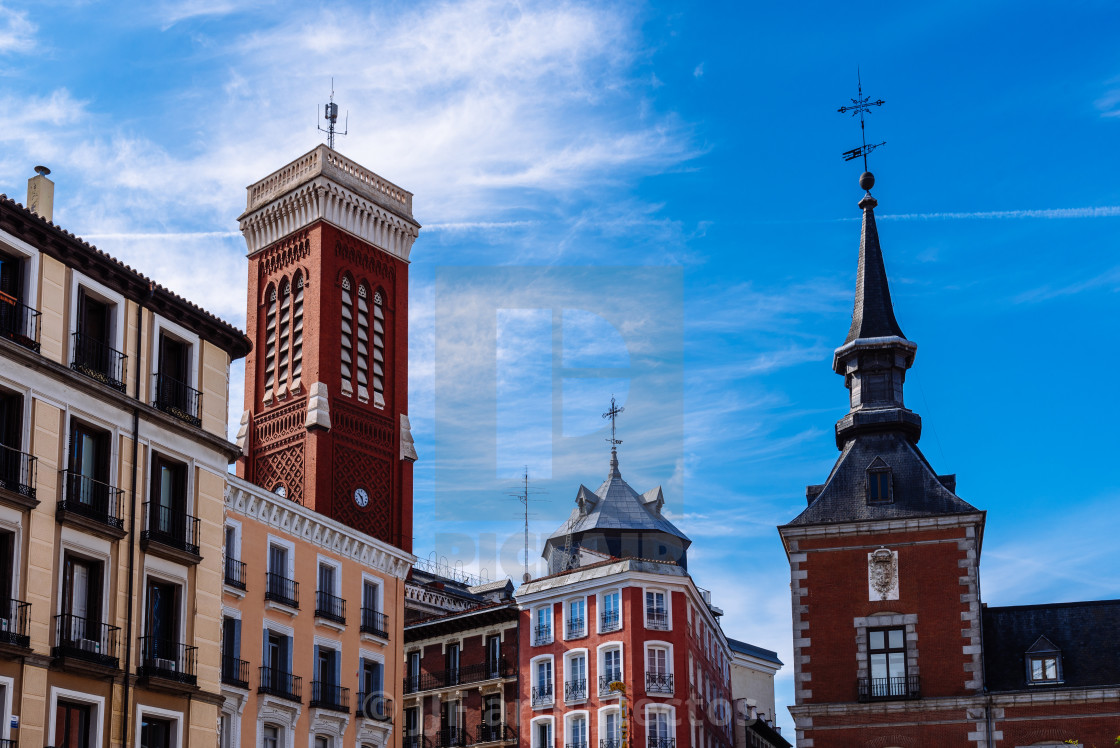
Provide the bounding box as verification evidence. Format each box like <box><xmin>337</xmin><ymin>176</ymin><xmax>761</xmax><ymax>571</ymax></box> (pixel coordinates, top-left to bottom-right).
<box><xmin>603</xmin><ymin>395</ymin><xmax>624</xmax><ymax>474</ymax></box>
<box><xmin>318</xmin><ymin>78</ymin><xmax>348</xmax><ymax>150</ymax></box>
<box><xmin>838</xmin><ymin>70</ymin><xmax>885</xmax><ymax>173</ymax></box>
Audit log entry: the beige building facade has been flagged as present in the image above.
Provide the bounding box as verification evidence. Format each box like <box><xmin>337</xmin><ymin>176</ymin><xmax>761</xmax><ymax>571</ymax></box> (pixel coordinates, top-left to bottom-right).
<box><xmin>0</xmin><ymin>171</ymin><xmax>250</xmax><ymax>748</ymax></box>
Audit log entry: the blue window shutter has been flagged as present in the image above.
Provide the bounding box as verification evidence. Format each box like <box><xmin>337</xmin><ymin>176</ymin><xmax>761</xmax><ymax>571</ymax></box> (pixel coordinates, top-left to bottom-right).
<box><xmin>233</xmin><ymin>618</ymin><xmax>242</xmax><ymax>658</ymax></box>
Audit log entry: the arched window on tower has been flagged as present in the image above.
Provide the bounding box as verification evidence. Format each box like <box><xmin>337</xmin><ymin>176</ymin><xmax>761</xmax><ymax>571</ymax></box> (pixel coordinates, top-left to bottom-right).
<box><xmin>277</xmin><ymin>278</ymin><xmax>291</xmax><ymax>397</ymax></box>
<box><xmin>291</xmin><ymin>272</ymin><xmax>304</xmax><ymax>392</ymax></box>
<box><xmin>263</xmin><ymin>283</ymin><xmax>278</xmax><ymax>403</ymax></box>
<box><xmin>340</xmin><ymin>276</ymin><xmax>354</xmax><ymax>396</ymax></box>
<box><xmin>356</xmin><ymin>284</ymin><xmax>371</xmax><ymax>402</ymax></box>
<box><xmin>372</xmin><ymin>291</ymin><xmax>386</xmax><ymax>408</ymax></box>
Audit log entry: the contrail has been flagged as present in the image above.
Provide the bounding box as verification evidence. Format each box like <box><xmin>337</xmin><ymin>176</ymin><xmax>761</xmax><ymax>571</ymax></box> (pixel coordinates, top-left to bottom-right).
<box><xmin>80</xmin><ymin>231</ymin><xmax>241</xmax><ymax>240</ymax></box>
<box><xmin>875</xmin><ymin>206</ymin><xmax>1120</xmax><ymax>221</ymax></box>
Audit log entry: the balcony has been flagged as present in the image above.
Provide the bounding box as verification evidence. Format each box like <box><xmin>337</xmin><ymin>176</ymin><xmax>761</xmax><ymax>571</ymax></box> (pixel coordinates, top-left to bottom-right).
<box><xmin>857</xmin><ymin>675</ymin><xmax>921</xmax><ymax>702</ymax></box>
<box><xmin>221</xmin><ymin>655</ymin><xmax>249</xmax><ymax>689</ymax></box>
<box><xmin>598</xmin><ymin>672</ymin><xmax>622</xmax><ymax>696</ymax></box>
<box><xmin>564</xmin><ymin>678</ymin><xmax>587</xmax><ymax>702</ymax></box>
<box><xmin>361</xmin><ymin>607</ymin><xmax>388</xmax><ymax>638</ymax></box>
<box><xmin>0</xmin><ymin>294</ymin><xmax>40</xmax><ymax>353</ymax></box>
<box><xmin>0</xmin><ymin>444</ymin><xmax>36</xmax><ymax>506</ymax></box>
<box><xmin>71</xmin><ymin>332</ymin><xmax>127</xmax><ymax>392</ymax></box>
<box><xmin>476</xmin><ymin>724</ymin><xmax>516</xmax><ymax>744</ymax></box>
<box><xmin>566</xmin><ymin>617</ymin><xmax>586</xmax><ymax>638</ymax></box>
<box><xmin>58</xmin><ymin>471</ymin><xmax>125</xmax><ymax>537</ymax></box>
<box><xmin>0</xmin><ymin>739</ymin><xmax>16</xmax><ymax>748</ymax></box>
<box><xmin>356</xmin><ymin>693</ymin><xmax>392</xmax><ymax>721</ymax></box>
<box><xmin>52</xmin><ymin>614</ymin><xmax>120</xmax><ymax>670</ymax></box>
<box><xmin>645</xmin><ymin>672</ymin><xmax>674</xmax><ymax>695</ymax></box>
<box><xmin>0</xmin><ymin>600</ymin><xmax>30</xmax><ymax>650</ymax></box>
<box><xmin>600</xmin><ymin>610</ymin><xmax>620</xmax><ymax>632</ymax></box>
<box><xmin>646</xmin><ymin>609</ymin><xmax>669</xmax><ymax>630</ymax></box>
<box><xmin>153</xmin><ymin>372</ymin><xmax>202</xmax><ymax>427</ymax></box>
<box><xmin>403</xmin><ymin>737</ymin><xmax>431</xmax><ymax>748</ymax></box>
<box><xmin>224</xmin><ymin>557</ymin><xmax>246</xmax><ymax>590</ymax></box>
<box><xmin>315</xmin><ymin>590</ymin><xmax>346</xmax><ymax>624</ymax></box>
<box><xmin>141</xmin><ymin>502</ymin><xmax>201</xmax><ymax>562</ymax></box>
<box><xmin>310</xmin><ymin>681</ymin><xmax>349</xmax><ymax>712</ymax></box>
<box><xmin>600</xmin><ymin>741</ymin><xmax>622</xmax><ymax>748</ymax></box>
<box><xmin>259</xmin><ymin>666</ymin><xmax>302</xmax><ymax>702</ymax></box>
<box><xmin>567</xmin><ymin>743</ymin><xmax>588</xmax><ymax>748</ymax></box>
<box><xmin>138</xmin><ymin>636</ymin><xmax>198</xmax><ymax>687</ymax></box>
<box><xmin>436</xmin><ymin>728</ymin><xmax>469</xmax><ymax>748</ymax></box>
<box><xmin>532</xmin><ymin>625</ymin><xmax>552</xmax><ymax>646</ymax></box>
<box><xmin>648</xmin><ymin>739</ymin><xmax>675</xmax><ymax>748</ymax></box>
<box><xmin>265</xmin><ymin>572</ymin><xmax>299</xmax><ymax>608</ymax></box>
<box><xmin>530</xmin><ymin>684</ymin><xmax>553</xmax><ymax>707</ymax></box>
<box><xmin>402</xmin><ymin>660</ymin><xmax>514</xmax><ymax>693</ymax></box>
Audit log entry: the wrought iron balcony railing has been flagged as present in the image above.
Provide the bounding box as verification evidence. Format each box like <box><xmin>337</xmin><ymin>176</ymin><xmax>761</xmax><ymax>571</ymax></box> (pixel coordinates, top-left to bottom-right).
<box><xmin>310</xmin><ymin>681</ymin><xmax>350</xmax><ymax>712</ymax></box>
<box><xmin>141</xmin><ymin>502</ymin><xmax>201</xmax><ymax>555</ymax></box>
<box><xmin>567</xmin><ymin>742</ymin><xmax>588</xmax><ymax>748</ymax></box>
<box><xmin>600</xmin><ymin>610</ymin><xmax>620</xmax><ymax>632</ymax></box>
<box><xmin>533</xmin><ymin>625</ymin><xmax>552</xmax><ymax>645</ymax></box>
<box><xmin>645</xmin><ymin>609</ymin><xmax>669</xmax><ymax>630</ymax></box>
<box><xmin>315</xmin><ymin>590</ymin><xmax>346</xmax><ymax>623</ymax></box>
<box><xmin>265</xmin><ymin>572</ymin><xmax>299</xmax><ymax>608</ymax></box>
<box><xmin>476</xmin><ymin>724</ymin><xmax>516</xmax><ymax>744</ymax></box>
<box><xmin>531</xmin><ymin>684</ymin><xmax>554</xmax><ymax>706</ymax></box>
<box><xmin>71</xmin><ymin>332</ymin><xmax>127</xmax><ymax>392</ymax></box>
<box><xmin>52</xmin><ymin>614</ymin><xmax>120</xmax><ymax>669</ymax></box>
<box><xmin>356</xmin><ymin>693</ymin><xmax>392</xmax><ymax>721</ymax></box>
<box><xmin>221</xmin><ymin>655</ymin><xmax>249</xmax><ymax>688</ymax></box>
<box><xmin>59</xmin><ymin>471</ymin><xmax>124</xmax><ymax>529</ymax></box>
<box><xmin>0</xmin><ymin>444</ymin><xmax>36</xmax><ymax>500</ymax></box>
<box><xmin>0</xmin><ymin>294</ymin><xmax>40</xmax><ymax>352</ymax></box>
<box><xmin>566</xmin><ymin>617</ymin><xmax>586</xmax><ymax>638</ymax></box>
<box><xmin>259</xmin><ymin>666</ymin><xmax>302</xmax><ymax>702</ymax></box>
<box><xmin>153</xmin><ymin>372</ymin><xmax>202</xmax><ymax>427</ymax></box>
<box><xmin>600</xmin><ymin>740</ymin><xmax>622</xmax><ymax>748</ymax></box>
<box><xmin>0</xmin><ymin>737</ymin><xmax>17</xmax><ymax>748</ymax></box>
<box><xmin>360</xmin><ymin>607</ymin><xmax>389</xmax><ymax>637</ymax></box>
<box><xmin>599</xmin><ymin>672</ymin><xmax>622</xmax><ymax>695</ymax></box>
<box><xmin>564</xmin><ymin>678</ymin><xmax>587</xmax><ymax>701</ymax></box>
<box><xmin>857</xmin><ymin>675</ymin><xmax>920</xmax><ymax>702</ymax></box>
<box><xmin>436</xmin><ymin>728</ymin><xmax>470</xmax><ymax>748</ymax></box>
<box><xmin>648</xmin><ymin>739</ymin><xmax>675</xmax><ymax>748</ymax></box>
<box><xmin>138</xmin><ymin>636</ymin><xmax>198</xmax><ymax>685</ymax></box>
<box><xmin>0</xmin><ymin>600</ymin><xmax>30</xmax><ymax>648</ymax></box>
<box><xmin>403</xmin><ymin>737</ymin><xmax>431</xmax><ymax>748</ymax></box>
<box><xmin>224</xmin><ymin>557</ymin><xmax>246</xmax><ymax>589</ymax></box>
<box><xmin>645</xmin><ymin>672</ymin><xmax>674</xmax><ymax>694</ymax></box>
<box><xmin>402</xmin><ymin>660</ymin><xmax>515</xmax><ymax>693</ymax></box>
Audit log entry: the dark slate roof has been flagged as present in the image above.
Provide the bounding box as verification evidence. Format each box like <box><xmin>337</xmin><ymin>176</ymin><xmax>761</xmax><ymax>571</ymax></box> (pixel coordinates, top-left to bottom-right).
<box><xmin>844</xmin><ymin>194</ymin><xmax>906</xmax><ymax>344</ymax></box>
<box><xmin>785</xmin><ymin>432</ymin><xmax>978</xmax><ymax>526</ymax></box>
<box><xmin>546</xmin><ymin>452</ymin><xmax>689</xmax><ymax>544</ymax></box>
<box><xmin>982</xmin><ymin>599</ymin><xmax>1120</xmax><ymax>692</ymax></box>
<box><xmin>727</xmin><ymin>638</ymin><xmax>783</xmax><ymax>666</ymax></box>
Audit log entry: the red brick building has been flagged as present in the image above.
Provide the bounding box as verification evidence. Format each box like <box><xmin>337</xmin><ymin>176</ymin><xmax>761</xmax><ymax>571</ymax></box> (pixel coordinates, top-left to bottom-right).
<box><xmin>517</xmin><ymin>449</ymin><xmax>739</xmax><ymax>748</ymax></box>
<box><xmin>779</xmin><ymin>171</ymin><xmax>1120</xmax><ymax>747</ymax></box>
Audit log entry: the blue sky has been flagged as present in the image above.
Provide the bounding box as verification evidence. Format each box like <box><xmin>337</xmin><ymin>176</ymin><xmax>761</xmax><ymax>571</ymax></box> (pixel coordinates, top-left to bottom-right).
<box><xmin>2</xmin><ymin>0</ymin><xmax>1119</xmax><ymax>735</ymax></box>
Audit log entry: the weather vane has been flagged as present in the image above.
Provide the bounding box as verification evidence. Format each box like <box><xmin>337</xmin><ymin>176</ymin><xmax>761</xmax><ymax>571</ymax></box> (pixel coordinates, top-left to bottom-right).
<box><xmin>318</xmin><ymin>78</ymin><xmax>348</xmax><ymax>150</ymax></box>
<box><xmin>603</xmin><ymin>396</ymin><xmax>624</xmax><ymax>448</ymax></box>
<box><xmin>838</xmin><ymin>71</ymin><xmax>885</xmax><ymax>172</ymax></box>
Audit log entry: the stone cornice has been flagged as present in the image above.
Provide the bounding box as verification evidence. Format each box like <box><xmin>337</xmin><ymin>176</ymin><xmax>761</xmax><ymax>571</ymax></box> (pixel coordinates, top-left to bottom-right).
<box><xmin>225</xmin><ymin>475</ymin><xmax>415</xmax><ymax>579</ymax></box>
<box><xmin>779</xmin><ymin>511</ymin><xmax>986</xmax><ymax>552</ymax></box>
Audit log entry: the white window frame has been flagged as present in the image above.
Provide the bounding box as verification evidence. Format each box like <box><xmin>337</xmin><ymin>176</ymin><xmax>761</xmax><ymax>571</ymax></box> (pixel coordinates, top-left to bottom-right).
<box><xmin>532</xmin><ymin>604</ymin><xmax>553</xmax><ymax>646</ymax></box>
<box><xmin>0</xmin><ymin>507</ymin><xmax>23</xmax><ymax>611</ymax></box>
<box><xmin>68</xmin><ymin>271</ymin><xmax>127</xmax><ymax>362</ymax></box>
<box><xmin>146</xmin><ymin>444</ymin><xmax>197</xmax><ymax>518</ymax></box>
<box><xmin>643</xmin><ymin>587</ymin><xmax>671</xmax><ymax>631</ymax></box>
<box><xmin>135</xmin><ymin>703</ymin><xmax>184</xmax><ymax>748</ymax></box>
<box><xmin>644</xmin><ymin>640</ymin><xmax>674</xmax><ymax>696</ymax></box>
<box><xmin>49</xmin><ymin>686</ymin><xmax>105</xmax><ymax>748</ymax></box>
<box><xmin>597</xmin><ymin>588</ymin><xmax>623</xmax><ymax>633</ymax></box>
<box><xmin>62</xmin><ymin>409</ymin><xmax>122</xmax><ymax>495</ymax></box>
<box><xmin>564</xmin><ymin>710</ymin><xmax>589</xmax><ymax>748</ymax></box>
<box><xmin>530</xmin><ymin>654</ymin><xmax>555</xmax><ymax>709</ymax></box>
<box><xmin>224</xmin><ymin>519</ymin><xmax>242</xmax><ymax>560</ymax></box>
<box><xmin>597</xmin><ymin>641</ymin><xmax>624</xmax><ymax>696</ymax></box>
<box><xmin>563</xmin><ymin>648</ymin><xmax>589</xmax><ymax>703</ymax></box>
<box><xmin>529</xmin><ymin>716</ymin><xmax>554</xmax><ymax>748</ymax></box>
<box><xmin>267</xmin><ymin>534</ymin><xmax>297</xmax><ymax>580</ymax></box>
<box><xmin>316</xmin><ymin>554</ymin><xmax>343</xmax><ymax>597</ymax></box>
<box><xmin>596</xmin><ymin>705</ymin><xmax>621</xmax><ymax>744</ymax></box>
<box><xmin>0</xmin><ymin>231</ymin><xmax>41</xmax><ymax>312</ymax></box>
<box><xmin>360</xmin><ymin>573</ymin><xmax>384</xmax><ymax>613</ymax></box>
<box><xmin>0</xmin><ymin>674</ymin><xmax>13</xmax><ymax>741</ymax></box>
<box><xmin>151</xmin><ymin>313</ymin><xmax>201</xmax><ymax>391</ymax></box>
<box><xmin>563</xmin><ymin>596</ymin><xmax>587</xmax><ymax>640</ymax></box>
<box><xmin>56</xmin><ymin>528</ymin><xmax>112</xmax><ymax>624</ymax></box>
<box><xmin>644</xmin><ymin>704</ymin><xmax>676</xmax><ymax>744</ymax></box>
<box><xmin>141</xmin><ymin>556</ymin><xmax>190</xmax><ymax>647</ymax></box>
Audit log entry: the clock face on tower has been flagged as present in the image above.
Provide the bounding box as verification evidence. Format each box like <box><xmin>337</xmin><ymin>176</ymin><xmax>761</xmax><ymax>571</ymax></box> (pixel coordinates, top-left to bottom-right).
<box><xmin>354</xmin><ymin>487</ymin><xmax>369</xmax><ymax>508</ymax></box>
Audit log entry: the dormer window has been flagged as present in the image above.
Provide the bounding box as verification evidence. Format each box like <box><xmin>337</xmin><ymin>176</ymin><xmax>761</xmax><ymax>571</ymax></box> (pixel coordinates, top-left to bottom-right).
<box><xmin>866</xmin><ymin>457</ymin><xmax>893</xmax><ymax>505</ymax></box>
<box><xmin>1025</xmin><ymin>635</ymin><xmax>1062</xmax><ymax>684</ymax></box>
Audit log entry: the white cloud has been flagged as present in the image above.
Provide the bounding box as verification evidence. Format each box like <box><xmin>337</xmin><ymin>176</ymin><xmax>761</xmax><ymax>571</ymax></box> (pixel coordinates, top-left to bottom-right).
<box><xmin>0</xmin><ymin>4</ymin><xmax>35</xmax><ymax>54</ymax></box>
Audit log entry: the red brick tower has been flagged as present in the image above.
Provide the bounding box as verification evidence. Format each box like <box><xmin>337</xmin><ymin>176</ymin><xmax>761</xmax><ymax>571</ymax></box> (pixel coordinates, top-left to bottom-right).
<box><xmin>778</xmin><ymin>172</ymin><xmax>989</xmax><ymax>746</ymax></box>
<box><xmin>235</xmin><ymin>144</ymin><xmax>420</xmax><ymax>552</ymax></box>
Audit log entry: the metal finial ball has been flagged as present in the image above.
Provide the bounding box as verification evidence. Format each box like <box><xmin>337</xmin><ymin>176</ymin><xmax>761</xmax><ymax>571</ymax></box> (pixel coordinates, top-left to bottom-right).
<box><xmin>859</xmin><ymin>171</ymin><xmax>875</xmax><ymax>191</ymax></box>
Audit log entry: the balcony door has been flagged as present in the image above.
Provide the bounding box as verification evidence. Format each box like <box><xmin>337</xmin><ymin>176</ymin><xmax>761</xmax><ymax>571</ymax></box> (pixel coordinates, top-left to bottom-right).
<box><xmin>157</xmin><ymin>333</ymin><xmax>190</xmax><ymax>409</ymax></box>
<box><xmin>151</xmin><ymin>456</ymin><xmax>186</xmax><ymax>538</ymax></box>
<box><xmin>69</xmin><ymin>421</ymin><xmax>108</xmax><ymax>510</ymax></box>
<box><xmin>146</xmin><ymin>579</ymin><xmax>180</xmax><ymax>659</ymax></box>
<box><xmin>61</xmin><ymin>554</ymin><xmax>102</xmax><ymax>641</ymax></box>
<box><xmin>487</xmin><ymin>634</ymin><xmax>501</xmax><ymax>678</ymax></box>
<box><xmin>446</xmin><ymin>642</ymin><xmax>460</xmax><ymax>684</ymax></box>
<box><xmin>0</xmin><ymin>390</ymin><xmax>22</xmax><ymax>486</ymax></box>
<box><xmin>140</xmin><ymin>716</ymin><xmax>173</xmax><ymax>748</ymax></box>
<box><xmin>55</xmin><ymin>700</ymin><xmax>92</xmax><ymax>748</ymax></box>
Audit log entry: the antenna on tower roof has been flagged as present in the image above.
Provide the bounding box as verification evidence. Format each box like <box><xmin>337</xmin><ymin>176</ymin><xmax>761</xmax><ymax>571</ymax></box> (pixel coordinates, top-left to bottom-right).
<box><xmin>508</xmin><ymin>467</ymin><xmax>546</xmax><ymax>584</ymax></box>
<box><xmin>318</xmin><ymin>78</ymin><xmax>349</xmax><ymax>150</ymax></box>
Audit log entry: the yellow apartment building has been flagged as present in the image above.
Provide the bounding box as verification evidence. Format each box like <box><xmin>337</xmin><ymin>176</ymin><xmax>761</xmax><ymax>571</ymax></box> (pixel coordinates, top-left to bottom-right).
<box><xmin>0</xmin><ymin>168</ymin><xmax>250</xmax><ymax>748</ymax></box>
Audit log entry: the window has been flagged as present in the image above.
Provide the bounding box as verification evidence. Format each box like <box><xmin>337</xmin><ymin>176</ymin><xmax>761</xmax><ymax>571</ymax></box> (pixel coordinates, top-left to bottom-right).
<box><xmin>316</xmin><ymin>561</ymin><xmax>344</xmax><ymax>623</ymax></box>
<box><xmin>0</xmin><ymin>249</ymin><xmax>38</xmax><ymax>351</ymax></box>
<box><xmin>59</xmin><ymin>552</ymin><xmax>105</xmax><ymax>652</ymax></box>
<box><xmin>486</xmin><ymin>634</ymin><xmax>502</xmax><ymax>678</ymax></box>
<box><xmin>263</xmin><ymin>283</ymin><xmax>278</xmax><ymax>400</ymax></box>
<box><xmin>223</xmin><ymin>524</ymin><xmax>244</xmax><ymax>589</ymax></box>
<box><xmin>291</xmin><ymin>273</ymin><xmax>304</xmax><ymax>391</ymax></box>
<box><xmin>1026</xmin><ymin>635</ymin><xmax>1062</xmax><ymax>684</ymax></box>
<box><xmin>566</xmin><ymin>598</ymin><xmax>586</xmax><ymax>639</ymax></box>
<box><xmin>147</xmin><ymin>454</ymin><xmax>196</xmax><ymax>555</ymax></box>
<box><xmin>221</xmin><ymin>616</ymin><xmax>245</xmax><ymax>687</ymax></box>
<box><xmin>447</xmin><ymin>642</ymin><xmax>461</xmax><ymax>685</ymax></box>
<box><xmin>314</xmin><ymin>737</ymin><xmax>330</xmax><ymax>748</ymax></box>
<box><xmin>262</xmin><ymin>630</ymin><xmax>294</xmax><ymax>697</ymax></box>
<box><xmin>866</xmin><ymin>458</ymin><xmax>892</xmax><ymax>505</ymax></box>
<box><xmin>534</xmin><ymin>606</ymin><xmax>552</xmax><ymax>645</ymax></box>
<box><xmin>600</xmin><ymin>591</ymin><xmax>620</xmax><ymax>632</ymax></box>
<box><xmin>277</xmin><ymin>280</ymin><xmax>291</xmax><ymax>396</ymax></box>
<box><xmin>0</xmin><ymin>529</ymin><xmax>22</xmax><ymax>644</ymax></box>
<box><xmin>143</xmin><ymin>578</ymin><xmax>184</xmax><ymax>677</ymax></box>
<box><xmin>867</xmin><ymin>627</ymin><xmax>907</xmax><ymax>698</ymax></box>
<box><xmin>360</xmin><ymin>578</ymin><xmax>386</xmax><ymax>636</ymax></box>
<box><xmin>340</xmin><ymin>276</ymin><xmax>354</xmax><ymax>396</ymax></box>
<box><xmin>72</xmin><ymin>287</ymin><xmax>125</xmax><ymax>391</ymax></box>
<box><xmin>532</xmin><ymin>719</ymin><xmax>553</xmax><ymax>748</ymax></box>
<box><xmin>359</xmin><ymin>658</ymin><xmax>386</xmax><ymax>719</ymax></box>
<box><xmin>56</xmin><ymin>699</ymin><xmax>93</xmax><ymax>748</ymax></box>
<box><xmin>140</xmin><ymin>716</ymin><xmax>174</xmax><ymax>748</ymax></box>
<box><xmin>482</xmin><ymin>693</ymin><xmax>501</xmax><ymax>731</ymax></box>
<box><xmin>372</xmin><ymin>291</ymin><xmax>386</xmax><ymax>407</ymax></box>
<box><xmin>0</xmin><ymin>389</ymin><xmax>32</xmax><ymax>498</ymax></box>
<box><xmin>356</xmin><ymin>284</ymin><xmax>370</xmax><ymax>402</ymax></box>
<box><xmin>262</xmin><ymin>725</ymin><xmax>280</xmax><ymax>748</ymax></box>
<box><xmin>441</xmin><ymin>699</ymin><xmax>463</xmax><ymax>747</ymax></box>
<box><xmin>266</xmin><ymin>542</ymin><xmax>297</xmax><ymax>607</ymax></box>
<box><xmin>406</xmin><ymin>650</ymin><xmax>421</xmax><ymax>691</ymax></box>
<box><xmin>646</xmin><ymin>645</ymin><xmax>672</xmax><ymax>694</ymax></box>
<box><xmin>600</xmin><ymin>708</ymin><xmax>621</xmax><ymax>748</ymax></box>
<box><xmin>532</xmin><ymin>657</ymin><xmax>554</xmax><ymax>706</ymax></box>
<box><xmin>645</xmin><ymin>590</ymin><xmax>669</xmax><ymax>630</ymax></box>
<box><xmin>647</xmin><ymin>708</ymin><xmax>672</xmax><ymax>748</ymax></box>
<box><xmin>567</xmin><ymin>714</ymin><xmax>588</xmax><ymax>748</ymax></box>
<box><xmin>64</xmin><ymin>420</ymin><xmax>118</xmax><ymax>526</ymax></box>
<box><xmin>565</xmin><ymin>652</ymin><xmax>587</xmax><ymax>701</ymax></box>
<box><xmin>313</xmin><ymin>645</ymin><xmax>342</xmax><ymax>708</ymax></box>
<box><xmin>154</xmin><ymin>332</ymin><xmax>199</xmax><ymax>425</ymax></box>
<box><xmin>599</xmin><ymin>646</ymin><xmax>622</xmax><ymax>695</ymax></box>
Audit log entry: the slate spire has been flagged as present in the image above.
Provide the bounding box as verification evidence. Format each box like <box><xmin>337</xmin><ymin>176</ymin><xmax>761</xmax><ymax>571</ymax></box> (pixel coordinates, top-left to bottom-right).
<box><xmin>845</xmin><ymin>171</ymin><xmax>906</xmax><ymax>344</ymax></box>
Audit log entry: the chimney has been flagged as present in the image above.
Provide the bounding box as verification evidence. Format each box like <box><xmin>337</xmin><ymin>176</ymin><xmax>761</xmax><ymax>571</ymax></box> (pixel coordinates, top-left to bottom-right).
<box><xmin>27</xmin><ymin>165</ymin><xmax>54</xmax><ymax>222</ymax></box>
